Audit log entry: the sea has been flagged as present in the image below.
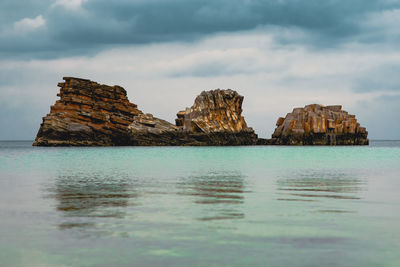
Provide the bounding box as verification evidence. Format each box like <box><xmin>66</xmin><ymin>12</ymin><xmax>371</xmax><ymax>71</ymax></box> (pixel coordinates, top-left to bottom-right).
<box><xmin>0</xmin><ymin>141</ymin><xmax>399</xmax><ymax>266</ymax></box>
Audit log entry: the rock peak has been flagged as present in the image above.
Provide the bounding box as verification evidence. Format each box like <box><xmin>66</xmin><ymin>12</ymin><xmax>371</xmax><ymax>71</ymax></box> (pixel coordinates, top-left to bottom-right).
<box><xmin>176</xmin><ymin>89</ymin><xmax>252</xmax><ymax>134</ymax></box>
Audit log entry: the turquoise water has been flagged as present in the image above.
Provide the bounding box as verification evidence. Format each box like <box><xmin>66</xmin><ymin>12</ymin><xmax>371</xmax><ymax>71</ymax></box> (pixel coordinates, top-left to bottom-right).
<box><xmin>0</xmin><ymin>141</ymin><xmax>399</xmax><ymax>266</ymax></box>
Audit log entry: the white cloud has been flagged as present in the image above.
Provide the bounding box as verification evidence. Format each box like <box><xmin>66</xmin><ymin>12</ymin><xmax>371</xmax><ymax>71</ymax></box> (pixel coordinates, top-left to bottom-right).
<box><xmin>13</xmin><ymin>15</ymin><xmax>46</xmax><ymax>34</ymax></box>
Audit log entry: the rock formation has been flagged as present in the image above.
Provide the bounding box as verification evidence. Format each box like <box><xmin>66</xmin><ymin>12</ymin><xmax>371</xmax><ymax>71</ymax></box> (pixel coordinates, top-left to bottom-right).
<box><xmin>268</xmin><ymin>104</ymin><xmax>368</xmax><ymax>145</ymax></box>
<box><xmin>34</xmin><ymin>78</ymin><xmax>369</xmax><ymax>146</ymax></box>
<box><xmin>174</xmin><ymin>89</ymin><xmax>258</xmax><ymax>145</ymax></box>
<box><xmin>34</xmin><ymin>78</ymin><xmax>258</xmax><ymax>146</ymax></box>
<box><xmin>176</xmin><ymin>89</ymin><xmax>249</xmax><ymax>133</ymax></box>
<box><xmin>127</xmin><ymin>113</ymin><xmax>185</xmax><ymax>145</ymax></box>
<box><xmin>127</xmin><ymin>89</ymin><xmax>258</xmax><ymax>146</ymax></box>
<box><xmin>33</xmin><ymin>77</ymin><xmax>142</xmax><ymax>146</ymax></box>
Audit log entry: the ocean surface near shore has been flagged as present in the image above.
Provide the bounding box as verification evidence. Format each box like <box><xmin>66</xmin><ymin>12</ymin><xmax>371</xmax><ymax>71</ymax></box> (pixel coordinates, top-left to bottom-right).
<box><xmin>0</xmin><ymin>141</ymin><xmax>399</xmax><ymax>266</ymax></box>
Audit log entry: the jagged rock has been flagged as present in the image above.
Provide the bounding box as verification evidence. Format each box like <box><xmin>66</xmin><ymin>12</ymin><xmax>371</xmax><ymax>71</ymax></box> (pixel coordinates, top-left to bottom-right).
<box><xmin>127</xmin><ymin>89</ymin><xmax>258</xmax><ymax>146</ymax></box>
<box><xmin>177</xmin><ymin>89</ymin><xmax>249</xmax><ymax>133</ymax></box>
<box><xmin>174</xmin><ymin>89</ymin><xmax>258</xmax><ymax>145</ymax></box>
<box><xmin>34</xmin><ymin>79</ymin><xmax>258</xmax><ymax>146</ymax></box>
<box><xmin>33</xmin><ymin>77</ymin><xmax>142</xmax><ymax>146</ymax></box>
<box><xmin>270</xmin><ymin>104</ymin><xmax>368</xmax><ymax>145</ymax></box>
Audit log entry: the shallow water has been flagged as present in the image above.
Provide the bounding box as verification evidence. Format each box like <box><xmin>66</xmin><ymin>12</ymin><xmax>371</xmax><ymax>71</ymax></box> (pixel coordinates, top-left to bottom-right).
<box><xmin>0</xmin><ymin>141</ymin><xmax>399</xmax><ymax>266</ymax></box>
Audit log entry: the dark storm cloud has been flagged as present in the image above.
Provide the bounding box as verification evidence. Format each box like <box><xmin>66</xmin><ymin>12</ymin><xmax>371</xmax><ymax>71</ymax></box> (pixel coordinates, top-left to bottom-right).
<box><xmin>1</xmin><ymin>0</ymin><xmax>399</xmax><ymax>59</ymax></box>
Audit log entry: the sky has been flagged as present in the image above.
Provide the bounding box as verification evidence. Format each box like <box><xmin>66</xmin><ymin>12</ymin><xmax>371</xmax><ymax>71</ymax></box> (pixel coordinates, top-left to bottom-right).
<box><xmin>0</xmin><ymin>0</ymin><xmax>399</xmax><ymax>140</ymax></box>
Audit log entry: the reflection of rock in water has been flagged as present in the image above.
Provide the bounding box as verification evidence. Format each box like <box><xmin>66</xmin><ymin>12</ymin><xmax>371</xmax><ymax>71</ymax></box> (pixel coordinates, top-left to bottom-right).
<box><xmin>178</xmin><ymin>172</ymin><xmax>247</xmax><ymax>221</ymax></box>
<box><xmin>276</xmin><ymin>171</ymin><xmax>365</xmax><ymax>212</ymax></box>
<box><xmin>47</xmin><ymin>173</ymin><xmax>139</xmax><ymax>228</ymax></box>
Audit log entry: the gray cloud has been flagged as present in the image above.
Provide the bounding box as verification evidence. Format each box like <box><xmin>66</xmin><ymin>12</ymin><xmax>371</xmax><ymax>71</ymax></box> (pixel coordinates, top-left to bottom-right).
<box><xmin>1</xmin><ymin>1</ymin><xmax>400</xmax><ymax>140</ymax></box>
<box><xmin>353</xmin><ymin>64</ymin><xmax>400</xmax><ymax>93</ymax></box>
<box><xmin>355</xmin><ymin>93</ymin><xmax>400</xmax><ymax>140</ymax></box>
<box><xmin>1</xmin><ymin>31</ymin><xmax>400</xmax><ymax>140</ymax></box>
<box><xmin>0</xmin><ymin>105</ymin><xmax>43</xmax><ymax>140</ymax></box>
<box><xmin>1</xmin><ymin>0</ymin><xmax>400</xmax><ymax>59</ymax></box>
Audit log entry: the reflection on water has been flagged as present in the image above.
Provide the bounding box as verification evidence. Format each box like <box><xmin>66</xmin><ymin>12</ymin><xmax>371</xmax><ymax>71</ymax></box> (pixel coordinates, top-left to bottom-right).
<box><xmin>277</xmin><ymin>171</ymin><xmax>365</xmax><ymax>212</ymax></box>
<box><xmin>178</xmin><ymin>172</ymin><xmax>246</xmax><ymax>221</ymax></box>
<box><xmin>47</xmin><ymin>173</ymin><xmax>139</xmax><ymax>228</ymax></box>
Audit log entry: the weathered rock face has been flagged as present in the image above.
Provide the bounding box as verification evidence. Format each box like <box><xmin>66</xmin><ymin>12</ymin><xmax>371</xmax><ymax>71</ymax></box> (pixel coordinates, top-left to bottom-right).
<box><xmin>34</xmin><ymin>79</ymin><xmax>257</xmax><ymax>146</ymax></box>
<box><xmin>127</xmin><ymin>89</ymin><xmax>258</xmax><ymax>146</ymax></box>
<box><xmin>127</xmin><ymin>113</ymin><xmax>183</xmax><ymax>145</ymax></box>
<box><xmin>177</xmin><ymin>89</ymin><xmax>249</xmax><ymax>133</ymax></box>
<box><xmin>33</xmin><ymin>78</ymin><xmax>370</xmax><ymax>146</ymax></box>
<box><xmin>127</xmin><ymin>113</ymin><xmax>257</xmax><ymax>146</ymax></box>
<box><xmin>33</xmin><ymin>77</ymin><xmax>142</xmax><ymax>146</ymax></box>
<box><xmin>270</xmin><ymin>104</ymin><xmax>368</xmax><ymax>145</ymax></box>
<box><xmin>174</xmin><ymin>89</ymin><xmax>258</xmax><ymax>145</ymax></box>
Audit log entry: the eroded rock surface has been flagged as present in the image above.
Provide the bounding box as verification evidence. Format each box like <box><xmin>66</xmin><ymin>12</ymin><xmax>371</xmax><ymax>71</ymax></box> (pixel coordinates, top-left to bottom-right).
<box><xmin>269</xmin><ymin>104</ymin><xmax>368</xmax><ymax>145</ymax></box>
<box><xmin>127</xmin><ymin>113</ymin><xmax>184</xmax><ymax>145</ymax></box>
<box><xmin>128</xmin><ymin>89</ymin><xmax>258</xmax><ymax>146</ymax></box>
<box><xmin>34</xmin><ymin>79</ymin><xmax>257</xmax><ymax>146</ymax></box>
<box><xmin>33</xmin><ymin>77</ymin><xmax>142</xmax><ymax>146</ymax></box>
<box><xmin>177</xmin><ymin>89</ymin><xmax>249</xmax><ymax>133</ymax></box>
<box><xmin>174</xmin><ymin>89</ymin><xmax>258</xmax><ymax>145</ymax></box>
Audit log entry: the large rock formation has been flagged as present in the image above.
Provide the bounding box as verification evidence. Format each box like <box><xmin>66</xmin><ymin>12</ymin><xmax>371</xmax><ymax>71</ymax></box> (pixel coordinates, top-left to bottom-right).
<box><xmin>33</xmin><ymin>77</ymin><xmax>142</xmax><ymax>146</ymax></box>
<box><xmin>34</xmin><ymin>78</ymin><xmax>257</xmax><ymax>146</ymax></box>
<box><xmin>269</xmin><ymin>104</ymin><xmax>368</xmax><ymax>145</ymax></box>
<box><xmin>34</xmin><ymin>78</ymin><xmax>368</xmax><ymax>146</ymax></box>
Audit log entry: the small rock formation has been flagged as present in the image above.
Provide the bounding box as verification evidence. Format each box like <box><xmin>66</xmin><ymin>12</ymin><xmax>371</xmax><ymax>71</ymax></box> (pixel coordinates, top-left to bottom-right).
<box><xmin>127</xmin><ymin>113</ymin><xmax>184</xmax><ymax>145</ymax></box>
<box><xmin>33</xmin><ymin>77</ymin><xmax>142</xmax><ymax>146</ymax></box>
<box><xmin>177</xmin><ymin>89</ymin><xmax>249</xmax><ymax>133</ymax></box>
<box><xmin>174</xmin><ymin>89</ymin><xmax>258</xmax><ymax>145</ymax></box>
<box><xmin>269</xmin><ymin>104</ymin><xmax>368</xmax><ymax>145</ymax></box>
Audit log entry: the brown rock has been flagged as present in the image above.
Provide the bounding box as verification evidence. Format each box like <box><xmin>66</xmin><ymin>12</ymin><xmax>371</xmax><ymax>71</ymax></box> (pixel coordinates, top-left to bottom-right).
<box><xmin>128</xmin><ymin>89</ymin><xmax>258</xmax><ymax>146</ymax></box>
<box><xmin>34</xmin><ymin>79</ymin><xmax>259</xmax><ymax>146</ymax></box>
<box><xmin>276</xmin><ymin>117</ymin><xmax>285</xmax><ymax>127</ymax></box>
<box><xmin>175</xmin><ymin>110</ymin><xmax>185</xmax><ymax>127</ymax></box>
<box><xmin>178</xmin><ymin>89</ymin><xmax>250</xmax><ymax>132</ymax></box>
<box><xmin>33</xmin><ymin>77</ymin><xmax>142</xmax><ymax>146</ymax></box>
<box><xmin>271</xmin><ymin>104</ymin><xmax>368</xmax><ymax>145</ymax></box>
<box><xmin>174</xmin><ymin>89</ymin><xmax>258</xmax><ymax>145</ymax></box>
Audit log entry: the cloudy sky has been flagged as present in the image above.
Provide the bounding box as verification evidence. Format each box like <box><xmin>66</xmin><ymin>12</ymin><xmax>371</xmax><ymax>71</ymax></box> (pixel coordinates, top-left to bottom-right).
<box><xmin>1</xmin><ymin>0</ymin><xmax>399</xmax><ymax>140</ymax></box>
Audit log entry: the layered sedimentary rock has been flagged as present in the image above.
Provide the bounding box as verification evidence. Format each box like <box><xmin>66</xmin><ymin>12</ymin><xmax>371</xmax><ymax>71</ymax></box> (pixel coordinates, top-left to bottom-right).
<box><xmin>33</xmin><ymin>77</ymin><xmax>142</xmax><ymax>146</ymax></box>
<box><xmin>34</xmin><ymin>78</ymin><xmax>257</xmax><ymax>146</ymax></box>
<box><xmin>269</xmin><ymin>104</ymin><xmax>368</xmax><ymax>145</ymax></box>
<box><xmin>127</xmin><ymin>113</ymin><xmax>184</xmax><ymax>145</ymax></box>
<box><xmin>174</xmin><ymin>89</ymin><xmax>258</xmax><ymax>145</ymax></box>
<box><xmin>127</xmin><ymin>89</ymin><xmax>258</xmax><ymax>146</ymax></box>
<box><xmin>176</xmin><ymin>90</ymin><xmax>249</xmax><ymax>133</ymax></box>
<box><xmin>35</xmin><ymin>77</ymin><xmax>368</xmax><ymax>147</ymax></box>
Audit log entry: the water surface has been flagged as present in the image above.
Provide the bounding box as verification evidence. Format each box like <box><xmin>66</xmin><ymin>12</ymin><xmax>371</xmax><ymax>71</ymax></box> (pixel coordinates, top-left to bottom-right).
<box><xmin>0</xmin><ymin>141</ymin><xmax>399</xmax><ymax>266</ymax></box>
